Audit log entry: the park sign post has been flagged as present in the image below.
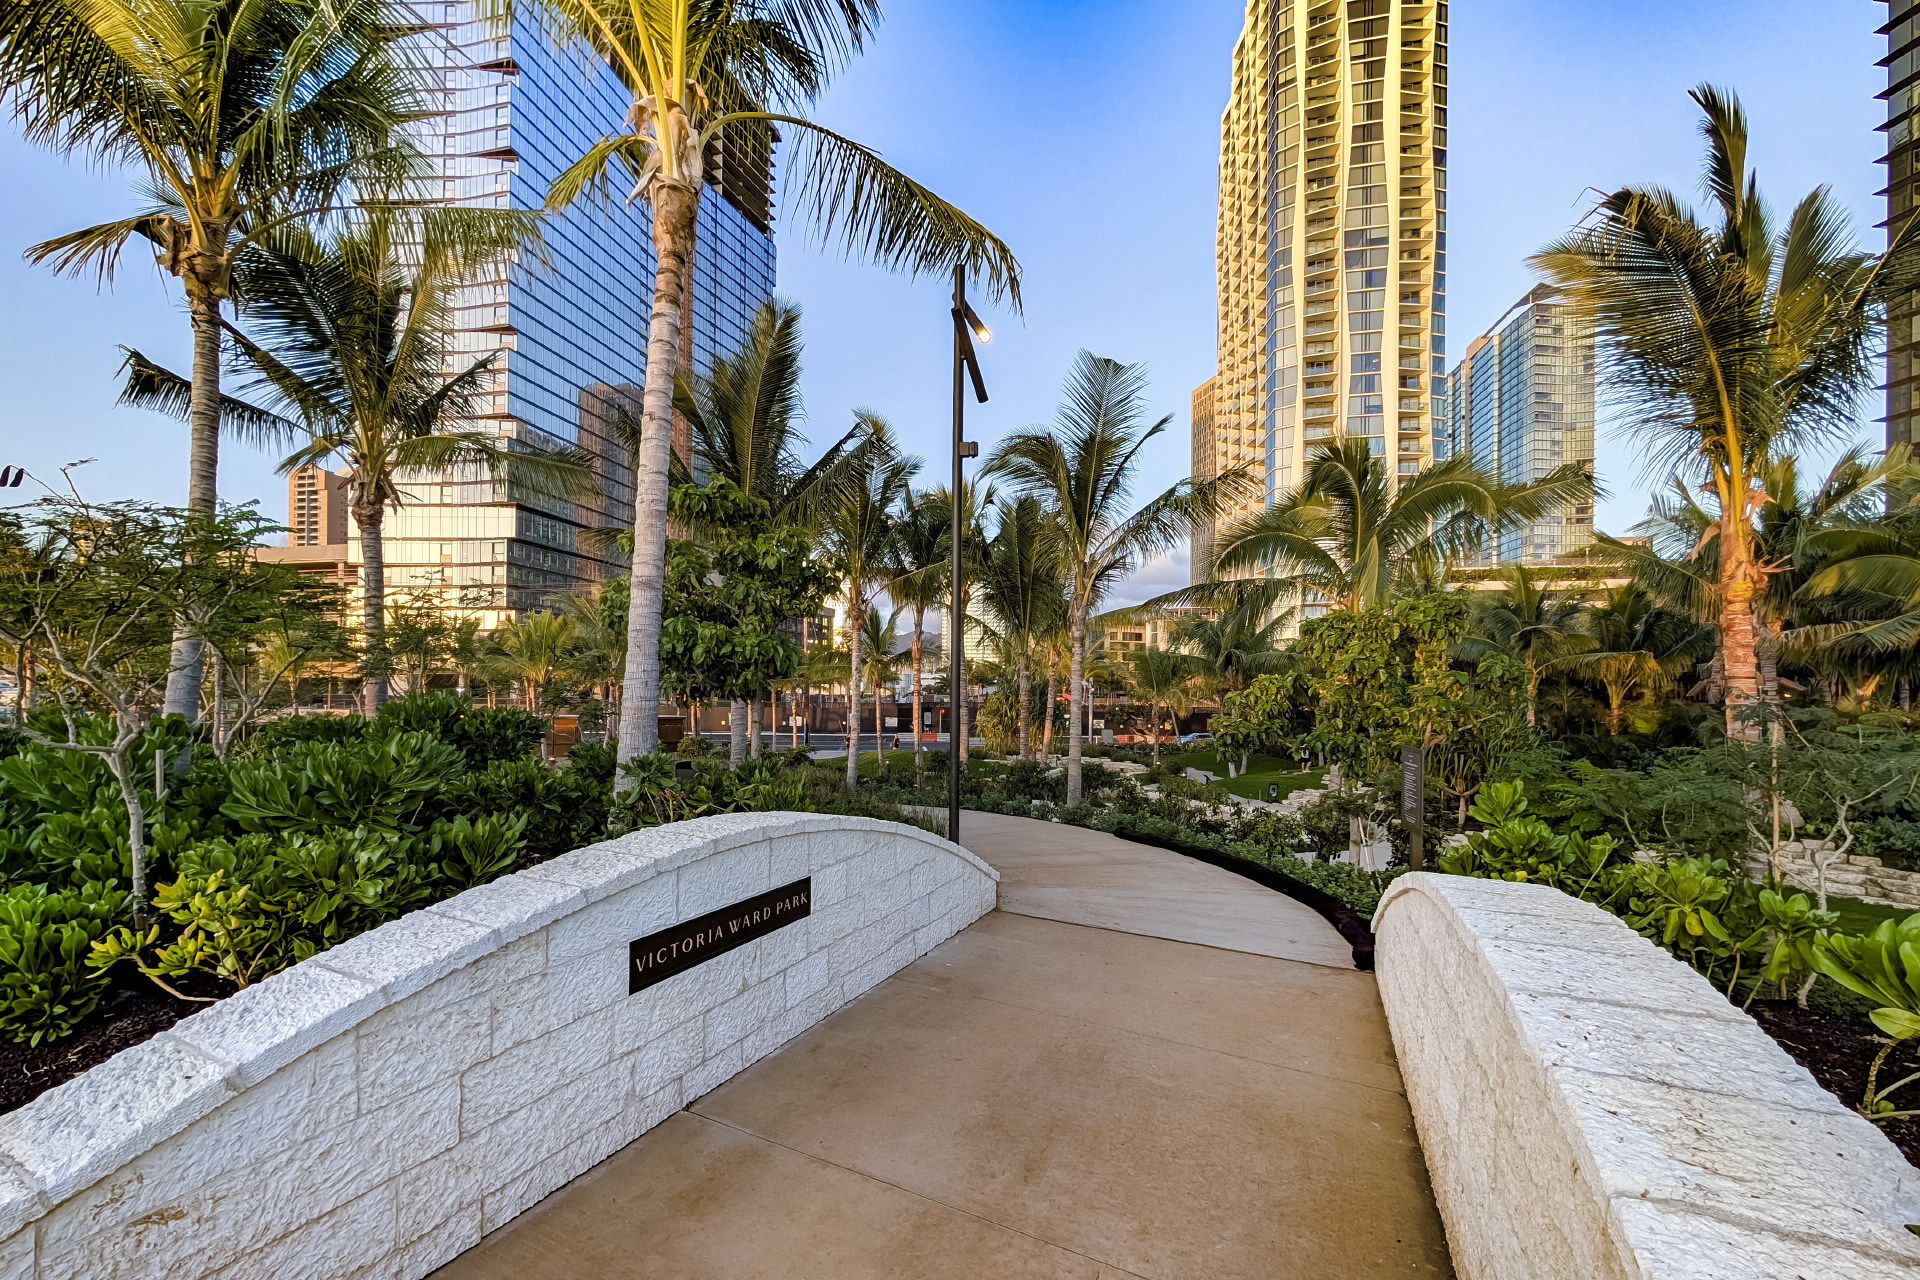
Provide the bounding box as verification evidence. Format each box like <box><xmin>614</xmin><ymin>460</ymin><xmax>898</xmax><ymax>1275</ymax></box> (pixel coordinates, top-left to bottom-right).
<box><xmin>1400</xmin><ymin>746</ymin><xmax>1425</xmax><ymax>871</ymax></box>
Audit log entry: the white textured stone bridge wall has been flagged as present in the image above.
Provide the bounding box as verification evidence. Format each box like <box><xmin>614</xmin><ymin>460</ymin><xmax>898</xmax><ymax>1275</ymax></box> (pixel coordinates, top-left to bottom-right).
<box><xmin>0</xmin><ymin>813</ymin><xmax>997</xmax><ymax>1280</ymax></box>
<box><xmin>1372</xmin><ymin>873</ymin><xmax>1920</xmax><ymax>1279</ymax></box>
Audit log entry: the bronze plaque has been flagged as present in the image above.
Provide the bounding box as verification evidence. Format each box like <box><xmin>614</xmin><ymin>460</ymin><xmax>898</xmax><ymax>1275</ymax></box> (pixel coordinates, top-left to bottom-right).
<box><xmin>629</xmin><ymin>877</ymin><xmax>812</xmax><ymax>994</ymax></box>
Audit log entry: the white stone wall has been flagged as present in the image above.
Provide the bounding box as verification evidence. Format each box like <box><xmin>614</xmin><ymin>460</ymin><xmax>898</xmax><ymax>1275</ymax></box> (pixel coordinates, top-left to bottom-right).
<box><xmin>1372</xmin><ymin>872</ymin><xmax>1920</xmax><ymax>1280</ymax></box>
<box><xmin>0</xmin><ymin>813</ymin><xmax>997</xmax><ymax>1280</ymax></box>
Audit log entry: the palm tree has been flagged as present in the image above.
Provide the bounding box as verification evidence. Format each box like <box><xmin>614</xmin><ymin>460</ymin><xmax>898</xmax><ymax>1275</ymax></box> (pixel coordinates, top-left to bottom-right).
<box><xmin>1127</xmin><ymin>646</ymin><xmax>1191</xmax><ymax>764</ymax></box>
<box><xmin>5</xmin><ymin>0</ymin><xmax>420</xmax><ymax>717</ymax></box>
<box><xmin>885</xmin><ymin>488</ymin><xmax>948</xmax><ymax>782</ymax></box>
<box><xmin>925</xmin><ymin>478</ymin><xmax>994</xmax><ymax>765</ymax></box>
<box><xmin>1531</xmin><ymin>85</ymin><xmax>1915</xmax><ymax>738</ymax></box>
<box><xmin>977</xmin><ymin>495</ymin><xmax>1065</xmax><ymax>759</ymax></box>
<box><xmin>1458</xmin><ymin>563</ymin><xmax>1593</xmax><ymax>725</ymax></box>
<box><xmin>1789</xmin><ymin>457</ymin><xmax>1920</xmax><ymax>698</ymax></box>
<box><xmin>511</xmin><ymin>0</ymin><xmax>1021</xmax><ymax>770</ymax></box>
<box><xmin>1205</xmin><ymin>437</ymin><xmax>1593</xmax><ymax>615</ymax></box>
<box><xmin>1558</xmin><ymin>587</ymin><xmax>1710</xmax><ymax>735</ymax></box>
<box><xmin>125</xmin><ymin>210</ymin><xmax>598</xmax><ymax>712</ymax></box>
<box><xmin>1166</xmin><ymin>602</ymin><xmax>1290</xmax><ymax>698</ymax></box>
<box><xmin>485</xmin><ymin>611</ymin><xmax>578</xmax><ymax>724</ymax></box>
<box><xmin>859</xmin><ymin>606</ymin><xmax>906</xmax><ymax>770</ymax></box>
<box><xmin>817</xmin><ymin>416</ymin><xmax>915</xmax><ymax>787</ymax></box>
<box><xmin>986</xmin><ymin>352</ymin><xmax>1248</xmax><ymax>806</ymax></box>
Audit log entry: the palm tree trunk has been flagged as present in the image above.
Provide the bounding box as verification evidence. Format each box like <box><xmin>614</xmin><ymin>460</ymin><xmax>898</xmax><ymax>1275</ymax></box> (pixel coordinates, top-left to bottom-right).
<box><xmin>911</xmin><ymin>609</ymin><xmax>925</xmax><ymax>787</ymax></box>
<box><xmin>874</xmin><ymin>681</ymin><xmax>885</xmax><ymax>769</ymax></box>
<box><xmin>1758</xmin><ymin>623</ymin><xmax>1783</xmax><ymax>748</ymax></box>
<box><xmin>355</xmin><ymin>501</ymin><xmax>389</xmax><ymax>715</ymax></box>
<box><xmin>730</xmin><ymin>699</ymin><xmax>747</xmax><ymax>766</ymax></box>
<box><xmin>1043</xmin><ymin>662</ymin><xmax>1057</xmax><ymax>760</ymax></box>
<box><xmin>1017</xmin><ymin>659</ymin><xmax>1032</xmax><ymax>760</ymax></box>
<box><xmin>1150</xmin><ymin>698</ymin><xmax>1161</xmax><ymax>765</ymax></box>
<box><xmin>1720</xmin><ymin>532</ymin><xmax>1761</xmax><ymax>739</ymax></box>
<box><xmin>616</xmin><ymin>180</ymin><xmax>701</xmax><ymax>775</ymax></box>
<box><xmin>845</xmin><ymin>594</ymin><xmax>864</xmax><ymax>788</ymax></box>
<box><xmin>749</xmin><ymin>696</ymin><xmax>761</xmax><ymax>758</ymax></box>
<box><xmin>1067</xmin><ymin>609</ymin><xmax>1086</xmax><ymax>807</ymax></box>
<box><xmin>162</xmin><ymin>290</ymin><xmax>225</xmax><ymax>721</ymax></box>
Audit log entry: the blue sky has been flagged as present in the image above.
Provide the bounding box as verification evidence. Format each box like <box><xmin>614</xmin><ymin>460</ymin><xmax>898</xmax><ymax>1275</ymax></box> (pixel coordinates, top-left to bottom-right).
<box><xmin>0</xmin><ymin>0</ymin><xmax>1890</xmax><ymax>605</ymax></box>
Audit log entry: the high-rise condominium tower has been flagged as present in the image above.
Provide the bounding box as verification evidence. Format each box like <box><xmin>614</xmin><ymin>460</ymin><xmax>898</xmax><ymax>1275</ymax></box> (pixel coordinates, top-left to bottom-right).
<box><xmin>1206</xmin><ymin>0</ymin><xmax>1448</xmax><ymax>569</ymax></box>
<box><xmin>1434</xmin><ymin>285</ymin><xmax>1595</xmax><ymax>565</ymax></box>
<box><xmin>363</xmin><ymin>4</ymin><xmax>775</xmax><ymax>626</ymax></box>
<box><xmin>1883</xmin><ymin>0</ymin><xmax>1919</xmax><ymax>449</ymax></box>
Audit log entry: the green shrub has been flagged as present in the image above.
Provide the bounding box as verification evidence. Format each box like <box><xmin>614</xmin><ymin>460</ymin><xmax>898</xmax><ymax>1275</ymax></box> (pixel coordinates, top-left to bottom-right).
<box><xmin>446</xmin><ymin>706</ymin><xmax>547</xmax><ymax>770</ymax></box>
<box><xmin>222</xmin><ymin>731</ymin><xmax>465</xmax><ymax>834</ymax></box>
<box><xmin>442</xmin><ymin>757</ymin><xmax>608</xmax><ymax>864</ymax></box>
<box><xmin>0</xmin><ymin>882</ymin><xmax>128</xmax><ymax>1045</ymax></box>
<box><xmin>237</xmin><ymin>714</ymin><xmax>369</xmax><ymax>758</ymax></box>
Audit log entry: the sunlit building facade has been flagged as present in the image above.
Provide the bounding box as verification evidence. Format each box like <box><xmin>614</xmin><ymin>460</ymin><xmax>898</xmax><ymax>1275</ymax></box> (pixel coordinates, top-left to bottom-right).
<box><xmin>1882</xmin><ymin>0</ymin><xmax>1920</xmax><ymax>449</ymax></box>
<box><xmin>1206</xmin><ymin>0</ymin><xmax>1449</xmax><ymax>581</ymax></box>
<box><xmin>358</xmin><ymin>3</ymin><xmax>775</xmax><ymax>626</ymax></box>
<box><xmin>1435</xmin><ymin>285</ymin><xmax>1596</xmax><ymax>565</ymax></box>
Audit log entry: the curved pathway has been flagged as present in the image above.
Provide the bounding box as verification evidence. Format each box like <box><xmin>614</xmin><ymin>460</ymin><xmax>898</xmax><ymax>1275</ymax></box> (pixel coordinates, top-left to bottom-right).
<box><xmin>432</xmin><ymin>812</ymin><xmax>1452</xmax><ymax>1279</ymax></box>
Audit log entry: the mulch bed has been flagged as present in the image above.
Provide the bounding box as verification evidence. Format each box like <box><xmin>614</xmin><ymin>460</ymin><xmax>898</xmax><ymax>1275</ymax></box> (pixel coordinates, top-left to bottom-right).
<box><xmin>1750</xmin><ymin>1001</ymin><xmax>1920</xmax><ymax>1169</ymax></box>
<box><xmin>0</xmin><ymin>973</ymin><xmax>204</xmax><ymax>1116</ymax></box>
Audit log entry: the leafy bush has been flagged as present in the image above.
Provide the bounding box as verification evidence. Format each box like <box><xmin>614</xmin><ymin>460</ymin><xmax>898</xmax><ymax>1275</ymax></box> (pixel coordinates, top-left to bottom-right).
<box><xmin>442</xmin><ymin>757</ymin><xmax>609</xmax><ymax>864</ymax></box>
<box><xmin>0</xmin><ymin>883</ymin><xmax>128</xmax><ymax>1045</ymax></box>
<box><xmin>237</xmin><ymin>714</ymin><xmax>369</xmax><ymax>758</ymax></box>
<box><xmin>1433</xmin><ymin>782</ymin><xmax>1619</xmax><ymax>893</ymax></box>
<box><xmin>1811</xmin><ymin>914</ymin><xmax>1920</xmax><ymax>1121</ymax></box>
<box><xmin>446</xmin><ymin>706</ymin><xmax>547</xmax><ymax>770</ymax></box>
<box><xmin>222</xmin><ymin>731</ymin><xmax>465</xmax><ymax>834</ymax></box>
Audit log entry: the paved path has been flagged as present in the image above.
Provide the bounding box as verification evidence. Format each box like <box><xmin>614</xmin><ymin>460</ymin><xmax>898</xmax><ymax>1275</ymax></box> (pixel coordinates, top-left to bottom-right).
<box><xmin>432</xmin><ymin>813</ymin><xmax>1452</xmax><ymax>1279</ymax></box>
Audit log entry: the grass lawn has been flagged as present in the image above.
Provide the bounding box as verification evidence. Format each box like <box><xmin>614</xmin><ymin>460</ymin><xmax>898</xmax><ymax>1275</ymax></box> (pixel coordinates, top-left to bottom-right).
<box><xmin>1165</xmin><ymin>750</ymin><xmax>1327</xmax><ymax>803</ymax></box>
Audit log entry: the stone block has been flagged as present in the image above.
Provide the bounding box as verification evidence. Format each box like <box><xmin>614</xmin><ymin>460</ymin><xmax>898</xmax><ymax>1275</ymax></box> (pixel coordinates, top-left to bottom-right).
<box><xmin>677</xmin><ymin>841</ymin><xmax>772</xmax><ymax>917</ymax></box>
<box><xmin>682</xmin><ymin>1037</ymin><xmax>746</xmax><ymax>1102</ymax></box>
<box><xmin>490</xmin><ymin>950</ymin><xmax>626</xmax><ymax>1053</ymax></box>
<box><xmin>544</xmin><ymin>873</ymin><xmax>679</xmax><ymax>965</ymax></box>
<box><xmin>391</xmin><ymin>1199</ymin><xmax>483</xmax><ymax>1278</ymax></box>
<box><xmin>0</xmin><ymin>1032</ymin><xmax>232</xmax><ymax>1204</ymax></box>
<box><xmin>0</xmin><ymin>1166</ymin><xmax>42</xmax><ymax>1245</ymax></box>
<box><xmin>428</xmin><ymin>873</ymin><xmax>584</xmax><ymax>947</ymax></box>
<box><xmin>168</xmin><ymin>961</ymin><xmax>384</xmax><ymax>1089</ymax></box>
<box><xmin>0</xmin><ymin>1228</ymin><xmax>31</xmax><ymax>1280</ymax></box>
<box><xmin>769</xmin><ymin>829</ymin><xmax>810</xmax><ymax>883</ymax></box>
<box><xmin>702</xmin><ymin>977</ymin><xmax>784</xmax><ymax>1057</ymax></box>
<box><xmin>462</xmin><ymin>1011</ymin><xmax>615</xmax><ymax>1134</ymax></box>
<box><xmin>202</xmin><ymin>1182</ymin><xmax>394</xmax><ymax>1280</ymax></box>
<box><xmin>1611</xmin><ymin>1192</ymin><xmax>1920</xmax><ymax>1280</ymax></box>
<box><xmin>627</xmin><ymin>1014</ymin><xmax>704</xmax><ymax>1096</ymax></box>
<box><xmin>357</xmin><ymin>990</ymin><xmax>492</xmax><ymax>1113</ymax></box>
<box><xmin>615</xmin><ymin>1078</ymin><xmax>685</xmax><ymax>1149</ymax></box>
<box><xmin>313</xmin><ymin>909</ymin><xmax>495</xmax><ymax>1005</ymax></box>
<box><xmin>783</xmin><ymin>950</ymin><xmax>832</xmax><ymax>1007</ymax></box>
<box><xmin>463</xmin><ymin>1069</ymin><xmax>622</xmax><ymax>1205</ymax></box>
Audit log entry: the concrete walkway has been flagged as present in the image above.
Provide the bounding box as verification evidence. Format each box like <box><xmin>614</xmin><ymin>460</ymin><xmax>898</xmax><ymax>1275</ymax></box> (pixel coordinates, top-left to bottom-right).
<box><xmin>432</xmin><ymin>813</ymin><xmax>1452</xmax><ymax>1279</ymax></box>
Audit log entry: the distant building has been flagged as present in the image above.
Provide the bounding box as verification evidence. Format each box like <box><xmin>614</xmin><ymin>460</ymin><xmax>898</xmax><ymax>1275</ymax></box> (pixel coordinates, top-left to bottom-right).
<box><xmin>1882</xmin><ymin>0</ymin><xmax>1919</xmax><ymax>449</ymax></box>
<box><xmin>1210</xmin><ymin>0</ymin><xmax>1450</xmax><ymax>569</ymax></box>
<box><xmin>1189</xmin><ymin>376</ymin><xmax>1217</xmax><ymax>583</ymax></box>
<box><xmin>1436</xmin><ymin>284</ymin><xmax>1596</xmax><ymax>565</ymax></box>
<box><xmin>344</xmin><ymin>2</ymin><xmax>777</xmax><ymax>628</ymax></box>
<box><xmin>257</xmin><ymin>466</ymin><xmax>357</xmax><ymax>588</ymax></box>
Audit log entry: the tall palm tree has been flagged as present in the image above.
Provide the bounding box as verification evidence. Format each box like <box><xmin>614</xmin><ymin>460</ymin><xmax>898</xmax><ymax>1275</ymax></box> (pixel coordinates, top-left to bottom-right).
<box><xmin>509</xmin><ymin>0</ymin><xmax>1021</xmax><ymax>770</ymax></box>
<box><xmin>977</xmin><ymin>495</ymin><xmax>1065</xmax><ymax>759</ymax></box>
<box><xmin>1458</xmin><ymin>563</ymin><xmax>1593</xmax><ymax>725</ymax></box>
<box><xmin>1127</xmin><ymin>645</ymin><xmax>1191</xmax><ymax>765</ymax></box>
<box><xmin>885</xmin><ymin>487</ymin><xmax>947</xmax><ymax>782</ymax></box>
<box><xmin>817</xmin><ymin>415</ymin><xmax>915</xmax><ymax>787</ymax></box>
<box><xmin>127</xmin><ymin>210</ymin><xmax>597</xmax><ymax>712</ymax></box>
<box><xmin>1206</xmin><ymin>437</ymin><xmax>1592</xmax><ymax>615</ymax></box>
<box><xmin>925</xmin><ymin>477</ymin><xmax>994</xmax><ymax>765</ymax></box>
<box><xmin>673</xmin><ymin>296</ymin><xmax>855</xmax><ymax>749</ymax></box>
<box><xmin>1531</xmin><ymin>85</ymin><xmax>1916</xmax><ymax>737</ymax></box>
<box><xmin>1558</xmin><ymin>586</ymin><xmax>1710</xmax><ymax>735</ymax></box>
<box><xmin>1166</xmin><ymin>601</ymin><xmax>1290</xmax><ymax>698</ymax></box>
<box><xmin>986</xmin><ymin>352</ymin><xmax>1248</xmax><ymax>806</ymax></box>
<box><xmin>4</xmin><ymin>0</ymin><xmax>423</xmax><ymax>717</ymax></box>
<box><xmin>859</xmin><ymin>605</ymin><xmax>905</xmax><ymax>769</ymax></box>
<box><xmin>1788</xmin><ymin>457</ymin><xmax>1920</xmax><ymax>696</ymax></box>
<box><xmin>485</xmin><ymin>610</ymin><xmax>578</xmax><ymax>719</ymax></box>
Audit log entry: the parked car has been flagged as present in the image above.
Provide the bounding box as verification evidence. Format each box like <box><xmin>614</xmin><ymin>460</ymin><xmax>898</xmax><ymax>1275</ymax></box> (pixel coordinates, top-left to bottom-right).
<box><xmin>1178</xmin><ymin>732</ymin><xmax>1212</xmax><ymax>745</ymax></box>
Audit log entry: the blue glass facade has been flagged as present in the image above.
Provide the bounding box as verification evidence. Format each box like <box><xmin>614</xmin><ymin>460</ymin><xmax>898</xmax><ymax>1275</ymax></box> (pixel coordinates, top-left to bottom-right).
<box><xmin>1438</xmin><ymin>285</ymin><xmax>1596</xmax><ymax>565</ymax></box>
<box><xmin>369</xmin><ymin>4</ymin><xmax>775</xmax><ymax>624</ymax></box>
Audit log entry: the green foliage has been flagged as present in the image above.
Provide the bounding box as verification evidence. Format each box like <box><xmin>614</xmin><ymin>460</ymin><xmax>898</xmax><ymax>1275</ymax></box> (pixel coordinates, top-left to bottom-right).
<box><xmin>221</xmin><ymin>731</ymin><xmax>465</xmax><ymax>834</ymax></box>
<box><xmin>0</xmin><ymin>883</ymin><xmax>128</xmax><ymax>1045</ymax></box>
<box><xmin>1810</xmin><ymin>914</ymin><xmax>1920</xmax><ymax>1121</ymax></box>
<box><xmin>441</xmin><ymin>757</ymin><xmax>609</xmax><ymax>864</ymax></box>
<box><xmin>238</xmin><ymin>715</ymin><xmax>370</xmax><ymax>758</ymax></box>
<box><xmin>1434</xmin><ymin>782</ymin><xmax>1620</xmax><ymax>893</ymax></box>
<box><xmin>611</xmin><ymin>753</ymin><xmax>815</xmax><ymax>832</ymax></box>
<box><xmin>660</xmin><ymin>479</ymin><xmax>839</xmax><ymax>708</ymax></box>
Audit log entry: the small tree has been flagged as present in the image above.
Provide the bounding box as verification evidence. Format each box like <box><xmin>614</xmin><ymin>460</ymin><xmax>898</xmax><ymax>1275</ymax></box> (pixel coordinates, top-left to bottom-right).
<box><xmin>660</xmin><ymin>480</ymin><xmax>838</xmax><ymax>766</ymax></box>
<box><xmin>0</xmin><ymin>498</ymin><xmax>304</xmax><ymax>920</ymax></box>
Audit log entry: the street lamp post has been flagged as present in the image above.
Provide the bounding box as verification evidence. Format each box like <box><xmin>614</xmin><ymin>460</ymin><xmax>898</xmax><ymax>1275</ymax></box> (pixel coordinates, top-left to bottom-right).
<box><xmin>949</xmin><ymin>266</ymin><xmax>989</xmax><ymax>844</ymax></box>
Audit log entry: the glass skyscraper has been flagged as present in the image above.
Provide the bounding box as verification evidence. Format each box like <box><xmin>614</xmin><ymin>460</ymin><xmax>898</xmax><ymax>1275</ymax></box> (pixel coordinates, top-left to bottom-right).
<box><xmin>1883</xmin><ymin>0</ymin><xmax>1919</xmax><ymax>450</ymax></box>
<box><xmin>1434</xmin><ymin>285</ymin><xmax>1596</xmax><ymax>565</ymax></box>
<box><xmin>356</xmin><ymin>4</ymin><xmax>776</xmax><ymax>626</ymax></box>
<box><xmin>1205</xmin><ymin>0</ymin><xmax>1448</xmax><ymax>587</ymax></box>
